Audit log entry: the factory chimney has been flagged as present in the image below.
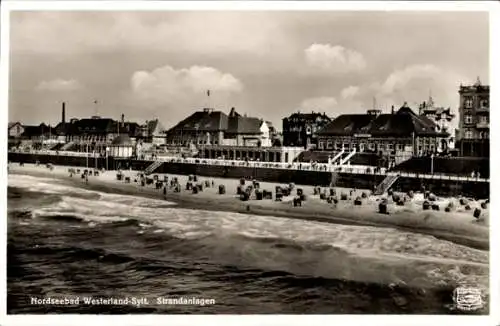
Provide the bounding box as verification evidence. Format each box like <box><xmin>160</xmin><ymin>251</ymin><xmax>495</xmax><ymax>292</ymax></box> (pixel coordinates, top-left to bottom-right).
<box><xmin>121</xmin><ymin>114</ymin><xmax>125</xmax><ymax>127</ymax></box>
<box><xmin>62</xmin><ymin>102</ymin><xmax>66</xmax><ymax>124</ymax></box>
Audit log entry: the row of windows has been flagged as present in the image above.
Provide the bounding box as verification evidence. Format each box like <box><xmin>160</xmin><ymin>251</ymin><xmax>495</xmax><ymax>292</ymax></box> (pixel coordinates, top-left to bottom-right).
<box><xmin>464</xmin><ymin>130</ymin><xmax>489</xmax><ymax>139</ymax></box>
<box><xmin>464</xmin><ymin>115</ymin><xmax>488</xmax><ymax>124</ymax></box>
<box><xmin>168</xmin><ymin>140</ymin><xmax>219</xmax><ymax>146</ymax></box>
<box><xmin>463</xmin><ymin>97</ymin><xmax>489</xmax><ymax>109</ymax></box>
<box><xmin>319</xmin><ymin>142</ymin><xmax>441</xmax><ymax>153</ymax></box>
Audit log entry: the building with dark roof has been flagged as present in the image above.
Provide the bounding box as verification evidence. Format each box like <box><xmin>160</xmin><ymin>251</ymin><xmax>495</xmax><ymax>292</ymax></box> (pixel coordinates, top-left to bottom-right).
<box><xmin>282</xmin><ymin>111</ymin><xmax>332</xmax><ymax>148</ymax></box>
<box><xmin>317</xmin><ymin>104</ymin><xmax>448</xmax><ymax>161</ymax></box>
<box><xmin>455</xmin><ymin>78</ymin><xmax>489</xmax><ymax>157</ymax></box>
<box><xmin>135</xmin><ymin>118</ymin><xmax>166</xmax><ymax>145</ymax></box>
<box><xmin>166</xmin><ymin>107</ymin><xmax>273</xmax><ymax>148</ymax></box>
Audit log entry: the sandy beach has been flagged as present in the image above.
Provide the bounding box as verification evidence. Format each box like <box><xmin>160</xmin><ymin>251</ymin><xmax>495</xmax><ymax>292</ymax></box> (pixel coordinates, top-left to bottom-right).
<box><xmin>8</xmin><ymin>163</ymin><xmax>489</xmax><ymax>250</ymax></box>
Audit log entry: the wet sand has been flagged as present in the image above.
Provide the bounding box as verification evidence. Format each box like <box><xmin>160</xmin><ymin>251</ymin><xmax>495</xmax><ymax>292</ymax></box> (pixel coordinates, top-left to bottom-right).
<box><xmin>8</xmin><ymin>163</ymin><xmax>489</xmax><ymax>250</ymax></box>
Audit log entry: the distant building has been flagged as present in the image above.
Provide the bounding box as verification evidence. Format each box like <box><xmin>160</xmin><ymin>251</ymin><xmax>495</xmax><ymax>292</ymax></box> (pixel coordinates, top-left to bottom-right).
<box><xmin>456</xmin><ymin>78</ymin><xmax>489</xmax><ymax>157</ymax></box>
<box><xmin>21</xmin><ymin>123</ymin><xmax>57</xmax><ymax>142</ymax></box>
<box><xmin>282</xmin><ymin>112</ymin><xmax>332</xmax><ymax>148</ymax></box>
<box><xmin>8</xmin><ymin>122</ymin><xmax>24</xmax><ymax>139</ymax></box>
<box><xmin>224</xmin><ymin>108</ymin><xmax>274</xmax><ymax>147</ymax></box>
<box><xmin>418</xmin><ymin>95</ymin><xmax>455</xmax><ymax>152</ymax></box>
<box><xmin>136</xmin><ymin>118</ymin><xmax>166</xmax><ymax>145</ymax></box>
<box><xmin>62</xmin><ymin>113</ymin><xmax>139</xmax><ymax>153</ymax></box>
<box><xmin>317</xmin><ymin>104</ymin><xmax>448</xmax><ymax>163</ymax></box>
<box><xmin>166</xmin><ymin>107</ymin><xmax>273</xmax><ymax>148</ymax></box>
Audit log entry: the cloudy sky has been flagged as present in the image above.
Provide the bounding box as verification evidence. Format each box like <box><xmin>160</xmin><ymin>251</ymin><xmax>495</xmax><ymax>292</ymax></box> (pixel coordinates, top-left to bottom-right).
<box><xmin>9</xmin><ymin>11</ymin><xmax>489</xmax><ymax>130</ymax></box>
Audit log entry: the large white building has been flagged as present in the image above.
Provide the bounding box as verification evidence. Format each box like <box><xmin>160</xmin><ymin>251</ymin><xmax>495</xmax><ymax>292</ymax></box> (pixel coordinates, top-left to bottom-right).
<box><xmin>418</xmin><ymin>95</ymin><xmax>456</xmax><ymax>152</ymax></box>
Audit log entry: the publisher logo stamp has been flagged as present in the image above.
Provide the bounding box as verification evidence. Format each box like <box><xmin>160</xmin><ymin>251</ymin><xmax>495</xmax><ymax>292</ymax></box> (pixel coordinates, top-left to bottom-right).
<box><xmin>452</xmin><ymin>286</ymin><xmax>484</xmax><ymax>311</ymax></box>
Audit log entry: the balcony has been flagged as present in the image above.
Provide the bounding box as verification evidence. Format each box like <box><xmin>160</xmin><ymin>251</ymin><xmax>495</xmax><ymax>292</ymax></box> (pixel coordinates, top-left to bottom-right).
<box><xmin>476</xmin><ymin>107</ymin><xmax>489</xmax><ymax>113</ymax></box>
<box><xmin>476</xmin><ymin>122</ymin><xmax>489</xmax><ymax>129</ymax></box>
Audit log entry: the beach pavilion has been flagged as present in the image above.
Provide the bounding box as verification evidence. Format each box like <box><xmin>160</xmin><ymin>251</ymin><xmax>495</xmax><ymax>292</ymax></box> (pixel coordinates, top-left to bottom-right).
<box><xmin>109</xmin><ymin>134</ymin><xmax>134</xmax><ymax>158</ymax></box>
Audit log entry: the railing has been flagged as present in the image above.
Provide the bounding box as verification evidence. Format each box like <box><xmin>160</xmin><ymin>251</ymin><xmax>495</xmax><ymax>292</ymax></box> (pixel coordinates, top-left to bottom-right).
<box><xmin>330</xmin><ymin>149</ymin><xmax>344</xmax><ymax>164</ymax></box>
<box><xmin>8</xmin><ymin>150</ymin><xmax>490</xmax><ymax>182</ymax></box>
<box><xmin>60</xmin><ymin>141</ymin><xmax>76</xmax><ymax>151</ymax></box>
<box><xmin>144</xmin><ymin>160</ymin><xmax>163</xmax><ymax>175</ymax></box>
<box><xmin>339</xmin><ymin>148</ymin><xmax>357</xmax><ymax>165</ymax></box>
<box><xmin>373</xmin><ymin>175</ymin><xmax>399</xmax><ymax>195</ymax></box>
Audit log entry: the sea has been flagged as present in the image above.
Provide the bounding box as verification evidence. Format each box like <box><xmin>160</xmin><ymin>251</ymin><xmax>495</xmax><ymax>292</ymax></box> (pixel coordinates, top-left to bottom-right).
<box><xmin>7</xmin><ymin>173</ymin><xmax>489</xmax><ymax>314</ymax></box>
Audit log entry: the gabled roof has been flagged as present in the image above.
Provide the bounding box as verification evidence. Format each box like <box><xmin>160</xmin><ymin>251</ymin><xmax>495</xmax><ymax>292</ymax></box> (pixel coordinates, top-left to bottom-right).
<box><xmin>167</xmin><ymin>109</ymin><xmax>229</xmax><ymax>133</ymax></box>
<box><xmin>284</xmin><ymin>112</ymin><xmax>332</xmax><ymax>121</ymax></box>
<box><xmin>226</xmin><ymin>110</ymin><xmax>262</xmax><ymax>135</ymax></box>
<box><xmin>54</xmin><ymin>122</ymin><xmax>72</xmax><ymax>135</ymax></box>
<box><xmin>21</xmin><ymin>124</ymin><xmax>53</xmax><ymax>137</ymax></box>
<box><xmin>8</xmin><ymin>122</ymin><xmax>22</xmax><ymax>129</ymax></box>
<box><xmin>318</xmin><ymin>114</ymin><xmax>374</xmax><ymax>136</ymax></box>
<box><xmin>70</xmin><ymin>118</ymin><xmax>117</xmax><ymax>134</ymax></box>
<box><xmin>319</xmin><ymin>105</ymin><xmax>448</xmax><ymax>137</ymax></box>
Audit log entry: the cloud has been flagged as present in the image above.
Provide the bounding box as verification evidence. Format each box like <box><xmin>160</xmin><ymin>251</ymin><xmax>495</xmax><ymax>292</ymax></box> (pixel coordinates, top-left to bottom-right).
<box><xmin>370</xmin><ymin>64</ymin><xmax>468</xmax><ymax>109</ymax></box>
<box><xmin>129</xmin><ymin>64</ymin><xmax>243</xmax><ymax>124</ymax></box>
<box><xmin>11</xmin><ymin>12</ymin><xmax>288</xmax><ymax>56</ymax></box>
<box><xmin>299</xmin><ymin>97</ymin><xmax>338</xmax><ymax>111</ymax></box>
<box><xmin>305</xmin><ymin>44</ymin><xmax>367</xmax><ymax>74</ymax></box>
<box><xmin>340</xmin><ymin>86</ymin><xmax>360</xmax><ymax>99</ymax></box>
<box><xmin>131</xmin><ymin>64</ymin><xmax>243</xmax><ymax>97</ymax></box>
<box><xmin>35</xmin><ymin>78</ymin><xmax>82</xmax><ymax>91</ymax></box>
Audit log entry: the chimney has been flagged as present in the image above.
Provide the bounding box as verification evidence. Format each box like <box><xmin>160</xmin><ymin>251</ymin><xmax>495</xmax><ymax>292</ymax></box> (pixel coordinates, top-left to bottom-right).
<box><xmin>121</xmin><ymin>114</ymin><xmax>125</xmax><ymax>127</ymax></box>
<box><xmin>391</xmin><ymin>105</ymin><xmax>395</xmax><ymax>114</ymax></box>
<box><xmin>62</xmin><ymin>102</ymin><xmax>66</xmax><ymax>124</ymax></box>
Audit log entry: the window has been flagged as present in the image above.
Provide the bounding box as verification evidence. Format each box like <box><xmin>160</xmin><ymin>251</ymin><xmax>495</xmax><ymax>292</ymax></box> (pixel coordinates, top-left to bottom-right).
<box><xmin>379</xmin><ymin>144</ymin><xmax>385</xmax><ymax>151</ymax></box>
<box><xmin>319</xmin><ymin>141</ymin><xmax>325</xmax><ymax>149</ymax></box>
<box><xmin>464</xmin><ymin>97</ymin><xmax>473</xmax><ymax>108</ymax></box>
<box><xmin>326</xmin><ymin>141</ymin><xmax>332</xmax><ymax>149</ymax></box>
<box><xmin>335</xmin><ymin>142</ymin><xmax>340</xmax><ymax>150</ymax></box>
<box><xmin>480</xmin><ymin>98</ymin><xmax>489</xmax><ymax>109</ymax></box>
<box><xmin>368</xmin><ymin>143</ymin><xmax>375</xmax><ymax>150</ymax></box>
<box><xmin>479</xmin><ymin>116</ymin><xmax>488</xmax><ymax>124</ymax></box>
<box><xmin>388</xmin><ymin>143</ymin><xmax>394</xmax><ymax>150</ymax></box>
<box><xmin>397</xmin><ymin>144</ymin><xmax>404</xmax><ymax>151</ymax></box>
<box><xmin>464</xmin><ymin>115</ymin><xmax>473</xmax><ymax>124</ymax></box>
<box><xmin>465</xmin><ymin>130</ymin><xmax>473</xmax><ymax>139</ymax></box>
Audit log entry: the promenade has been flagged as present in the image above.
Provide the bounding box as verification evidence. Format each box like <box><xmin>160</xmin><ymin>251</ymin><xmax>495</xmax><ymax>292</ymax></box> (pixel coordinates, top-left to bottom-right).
<box><xmin>9</xmin><ymin>149</ymin><xmax>490</xmax><ymax>183</ymax></box>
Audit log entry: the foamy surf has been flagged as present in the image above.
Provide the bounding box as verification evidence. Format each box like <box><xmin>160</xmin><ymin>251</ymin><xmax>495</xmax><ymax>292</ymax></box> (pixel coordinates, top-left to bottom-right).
<box><xmin>8</xmin><ymin>173</ymin><xmax>489</xmax><ymax>295</ymax></box>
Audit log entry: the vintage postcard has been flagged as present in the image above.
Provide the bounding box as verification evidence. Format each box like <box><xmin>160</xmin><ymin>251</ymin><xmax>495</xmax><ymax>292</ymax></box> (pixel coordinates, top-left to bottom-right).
<box><xmin>1</xmin><ymin>1</ymin><xmax>498</xmax><ymax>326</ymax></box>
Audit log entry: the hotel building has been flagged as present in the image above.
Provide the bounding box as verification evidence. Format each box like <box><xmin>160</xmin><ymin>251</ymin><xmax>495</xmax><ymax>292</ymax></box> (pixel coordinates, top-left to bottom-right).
<box><xmin>455</xmin><ymin>78</ymin><xmax>489</xmax><ymax>157</ymax></box>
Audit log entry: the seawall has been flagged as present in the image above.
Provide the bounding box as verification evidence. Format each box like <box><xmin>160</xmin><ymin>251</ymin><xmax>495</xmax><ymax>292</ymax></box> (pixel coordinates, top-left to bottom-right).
<box><xmin>8</xmin><ymin>152</ymin><xmax>489</xmax><ymax>198</ymax></box>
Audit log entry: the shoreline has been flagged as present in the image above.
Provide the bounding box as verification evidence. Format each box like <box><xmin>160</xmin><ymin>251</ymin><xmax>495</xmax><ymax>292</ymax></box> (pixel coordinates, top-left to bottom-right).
<box><xmin>8</xmin><ymin>164</ymin><xmax>489</xmax><ymax>251</ymax></box>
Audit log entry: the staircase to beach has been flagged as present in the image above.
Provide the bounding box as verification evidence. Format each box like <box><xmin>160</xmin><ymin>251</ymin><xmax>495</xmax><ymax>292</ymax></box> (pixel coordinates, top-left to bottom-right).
<box><xmin>339</xmin><ymin>148</ymin><xmax>357</xmax><ymax>165</ymax></box>
<box><xmin>144</xmin><ymin>160</ymin><xmax>163</xmax><ymax>175</ymax></box>
<box><xmin>373</xmin><ymin>174</ymin><xmax>399</xmax><ymax>195</ymax></box>
<box><xmin>61</xmin><ymin>141</ymin><xmax>76</xmax><ymax>151</ymax></box>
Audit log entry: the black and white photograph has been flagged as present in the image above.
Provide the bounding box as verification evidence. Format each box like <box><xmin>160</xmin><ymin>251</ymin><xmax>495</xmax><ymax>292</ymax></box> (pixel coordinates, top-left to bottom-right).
<box><xmin>2</xmin><ymin>0</ymin><xmax>498</xmax><ymax>323</ymax></box>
